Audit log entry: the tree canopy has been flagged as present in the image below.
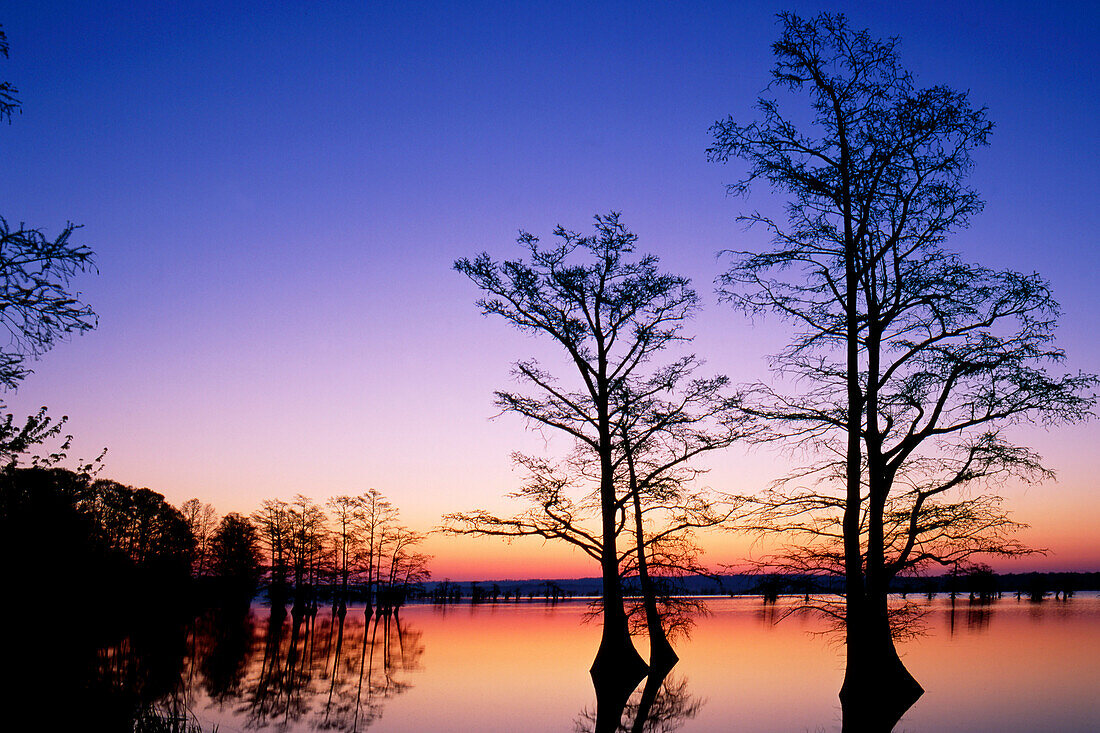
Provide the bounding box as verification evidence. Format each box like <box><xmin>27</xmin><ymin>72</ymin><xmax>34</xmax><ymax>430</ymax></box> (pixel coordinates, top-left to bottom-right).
<box><xmin>709</xmin><ymin>11</ymin><xmax>1096</xmax><ymax>729</ymax></box>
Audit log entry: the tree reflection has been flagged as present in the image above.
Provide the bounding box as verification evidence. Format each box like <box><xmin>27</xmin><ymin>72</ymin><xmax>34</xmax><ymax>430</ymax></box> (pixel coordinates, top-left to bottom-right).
<box><xmin>198</xmin><ymin>606</ymin><xmax>255</xmax><ymax>702</ymax></box>
<box><xmin>577</xmin><ymin>669</ymin><xmax>703</xmax><ymax>733</ymax></box>
<box><xmin>222</xmin><ymin>606</ymin><xmax>423</xmax><ymax>731</ymax></box>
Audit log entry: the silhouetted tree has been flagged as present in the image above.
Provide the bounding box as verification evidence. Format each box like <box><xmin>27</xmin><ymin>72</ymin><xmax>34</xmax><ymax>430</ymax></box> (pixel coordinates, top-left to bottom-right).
<box><xmin>327</xmin><ymin>494</ymin><xmax>360</xmax><ymax>615</ymax></box>
<box><xmin>181</xmin><ymin>498</ymin><xmax>218</xmax><ymax>577</ymax></box>
<box><xmin>708</xmin><ymin>12</ymin><xmax>1096</xmax><ymax>730</ymax></box>
<box><xmin>379</xmin><ymin>525</ymin><xmax>430</xmax><ymax>611</ymax></box>
<box><xmin>288</xmin><ymin>493</ymin><xmax>327</xmax><ymax>614</ymax></box>
<box><xmin>964</xmin><ymin>563</ymin><xmax>998</xmax><ymax>604</ymax></box>
<box><xmin>453</xmin><ymin>213</ymin><xmax>699</xmax><ymax>698</ymax></box>
<box><xmin>0</xmin><ymin>467</ymin><xmax>100</xmax><ymax>613</ymax></box>
<box><xmin>85</xmin><ymin>480</ymin><xmax>195</xmax><ymax>594</ymax></box>
<box><xmin>252</xmin><ymin>498</ymin><xmax>293</xmax><ymax>604</ymax></box>
<box><xmin>0</xmin><ymin>26</ymin><xmax>96</xmax><ymax>464</ymax></box>
<box><xmin>210</xmin><ymin>512</ymin><xmax>262</xmax><ymax>603</ymax></box>
<box><xmin>354</xmin><ymin>487</ymin><xmax>397</xmax><ymax>615</ymax></box>
<box><xmin>1</xmin><ymin>467</ymin><xmax>193</xmax><ymax>633</ymax></box>
<box><xmin>613</xmin><ymin>369</ymin><xmax>743</xmax><ymax>669</ymax></box>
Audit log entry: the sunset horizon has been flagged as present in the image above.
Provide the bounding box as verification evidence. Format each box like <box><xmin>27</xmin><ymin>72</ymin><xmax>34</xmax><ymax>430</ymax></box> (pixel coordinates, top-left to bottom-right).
<box><xmin>2</xmin><ymin>2</ymin><xmax>1098</xmax><ymax>731</ymax></box>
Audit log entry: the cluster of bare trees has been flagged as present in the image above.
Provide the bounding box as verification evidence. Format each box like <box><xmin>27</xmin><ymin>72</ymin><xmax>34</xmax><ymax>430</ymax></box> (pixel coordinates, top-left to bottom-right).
<box><xmin>176</xmin><ymin>491</ymin><xmax>430</xmax><ymax>617</ymax></box>
<box><xmin>239</xmin><ymin>490</ymin><xmax>430</xmax><ymax>618</ymax></box>
<box><xmin>449</xmin><ymin>12</ymin><xmax>1096</xmax><ymax>733</ymax></box>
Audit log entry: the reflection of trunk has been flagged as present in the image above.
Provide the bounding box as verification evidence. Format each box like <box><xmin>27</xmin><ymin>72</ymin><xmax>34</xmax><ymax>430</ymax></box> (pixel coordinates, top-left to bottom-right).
<box><xmin>591</xmin><ymin>670</ymin><xmax>640</xmax><ymax>733</ymax></box>
<box><xmin>322</xmin><ymin>614</ymin><xmax>344</xmax><ymax>725</ymax></box>
<box><xmin>253</xmin><ymin>607</ymin><xmax>285</xmax><ymax>720</ymax></box>
<box><xmin>628</xmin><ymin>662</ymin><xmax>674</xmax><ymax>733</ymax></box>
<box><xmin>351</xmin><ymin>613</ymin><xmax>373</xmax><ymax>731</ymax></box>
<box><xmin>282</xmin><ymin>615</ymin><xmax>304</xmax><ymax>724</ymax></box>
<box><xmin>840</xmin><ymin>595</ymin><xmax>923</xmax><ymax>732</ymax></box>
<box><xmin>329</xmin><ymin>615</ymin><xmax>345</xmax><ymax>687</ymax></box>
<box><xmin>625</xmin><ymin>445</ymin><xmax>678</xmax><ymax>670</ymax></box>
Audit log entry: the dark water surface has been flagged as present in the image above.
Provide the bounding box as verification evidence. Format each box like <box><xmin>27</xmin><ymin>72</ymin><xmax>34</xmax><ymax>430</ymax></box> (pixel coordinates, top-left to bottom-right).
<box><xmin>86</xmin><ymin>594</ymin><xmax>1100</xmax><ymax>731</ymax></box>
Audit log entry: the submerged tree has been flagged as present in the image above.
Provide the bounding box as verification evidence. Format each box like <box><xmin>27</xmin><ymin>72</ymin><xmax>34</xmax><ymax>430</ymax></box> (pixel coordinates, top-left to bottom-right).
<box><xmin>354</xmin><ymin>487</ymin><xmax>398</xmax><ymax>616</ymax></box>
<box><xmin>452</xmin><ymin>213</ymin><xmax>699</xmax><ymax>696</ymax></box>
<box><xmin>327</xmin><ymin>494</ymin><xmax>360</xmax><ymax>616</ymax></box>
<box><xmin>287</xmin><ymin>493</ymin><xmax>327</xmax><ymax>614</ymax></box>
<box><xmin>613</xmin><ymin>366</ymin><xmax>743</xmax><ymax>670</ymax></box>
<box><xmin>708</xmin><ymin>12</ymin><xmax>1095</xmax><ymax>730</ymax></box>
<box><xmin>378</xmin><ymin>524</ymin><xmax>431</xmax><ymax>611</ymax></box>
<box><xmin>251</xmin><ymin>498</ymin><xmax>293</xmax><ymax>604</ymax></box>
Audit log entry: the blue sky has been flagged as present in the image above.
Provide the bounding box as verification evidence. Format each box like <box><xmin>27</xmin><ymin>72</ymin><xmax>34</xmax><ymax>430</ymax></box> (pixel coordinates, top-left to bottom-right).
<box><xmin>1</xmin><ymin>1</ymin><xmax>1097</xmax><ymax>575</ymax></box>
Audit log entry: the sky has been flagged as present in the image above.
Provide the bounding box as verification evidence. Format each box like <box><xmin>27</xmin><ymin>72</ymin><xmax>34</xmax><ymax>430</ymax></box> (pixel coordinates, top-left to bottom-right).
<box><xmin>1</xmin><ymin>1</ymin><xmax>1097</xmax><ymax>579</ymax></box>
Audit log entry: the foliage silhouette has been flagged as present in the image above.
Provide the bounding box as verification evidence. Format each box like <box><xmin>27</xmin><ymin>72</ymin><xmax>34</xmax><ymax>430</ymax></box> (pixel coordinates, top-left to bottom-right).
<box><xmin>0</xmin><ymin>25</ymin><xmax>97</xmax><ymax>466</ymax></box>
<box><xmin>209</xmin><ymin>512</ymin><xmax>263</xmax><ymax>605</ymax></box>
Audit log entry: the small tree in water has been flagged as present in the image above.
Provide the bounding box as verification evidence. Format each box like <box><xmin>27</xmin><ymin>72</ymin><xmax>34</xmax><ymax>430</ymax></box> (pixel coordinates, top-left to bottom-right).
<box><xmin>708</xmin><ymin>12</ymin><xmax>1096</xmax><ymax>730</ymax></box>
<box><xmin>452</xmin><ymin>213</ymin><xmax>703</xmax><ymax>713</ymax></box>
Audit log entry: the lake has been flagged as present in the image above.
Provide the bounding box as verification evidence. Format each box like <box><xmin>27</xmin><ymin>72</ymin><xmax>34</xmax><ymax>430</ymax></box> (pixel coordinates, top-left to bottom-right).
<box><xmin>114</xmin><ymin>594</ymin><xmax>1100</xmax><ymax>731</ymax></box>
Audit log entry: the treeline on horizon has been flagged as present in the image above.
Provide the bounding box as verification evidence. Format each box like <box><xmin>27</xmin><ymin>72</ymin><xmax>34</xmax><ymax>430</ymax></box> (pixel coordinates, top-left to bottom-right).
<box><xmin>423</xmin><ymin>571</ymin><xmax>1100</xmax><ymax>603</ymax></box>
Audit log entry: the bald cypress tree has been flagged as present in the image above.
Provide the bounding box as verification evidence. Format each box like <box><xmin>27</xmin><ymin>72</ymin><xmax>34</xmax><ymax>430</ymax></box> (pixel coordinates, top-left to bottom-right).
<box><xmin>710</xmin><ymin>13</ymin><xmax>1095</xmax><ymax>730</ymax></box>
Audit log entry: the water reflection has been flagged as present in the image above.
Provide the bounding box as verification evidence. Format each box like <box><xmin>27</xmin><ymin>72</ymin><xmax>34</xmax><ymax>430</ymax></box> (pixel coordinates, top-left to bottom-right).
<box><xmin>576</xmin><ymin>670</ymin><xmax>704</xmax><ymax>733</ymax></box>
<box><xmin>198</xmin><ymin>605</ymin><xmax>254</xmax><ymax>702</ymax></box>
<box><xmin>4</xmin><ymin>604</ymin><xmax>196</xmax><ymax>730</ymax></box>
<box><xmin>26</xmin><ymin>605</ymin><xmax>426</xmax><ymax>731</ymax></box>
<box><xmin>224</xmin><ymin>608</ymin><xmax>423</xmax><ymax>731</ymax></box>
<box><xmin>12</xmin><ymin>594</ymin><xmax>1100</xmax><ymax>731</ymax></box>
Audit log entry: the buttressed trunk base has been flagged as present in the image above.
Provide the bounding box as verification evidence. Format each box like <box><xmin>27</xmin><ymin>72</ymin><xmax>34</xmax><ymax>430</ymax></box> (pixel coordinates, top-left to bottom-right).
<box><xmin>839</xmin><ymin>610</ymin><xmax>923</xmax><ymax>732</ymax></box>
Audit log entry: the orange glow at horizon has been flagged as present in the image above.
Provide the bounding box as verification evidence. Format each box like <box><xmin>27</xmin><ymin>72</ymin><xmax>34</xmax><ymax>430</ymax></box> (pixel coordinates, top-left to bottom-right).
<box><xmin>423</xmin><ymin>509</ymin><xmax>1100</xmax><ymax>581</ymax></box>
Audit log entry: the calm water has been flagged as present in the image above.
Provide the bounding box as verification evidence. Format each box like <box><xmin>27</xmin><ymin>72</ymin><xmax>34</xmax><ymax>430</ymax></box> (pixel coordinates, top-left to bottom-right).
<box><xmin>143</xmin><ymin>594</ymin><xmax>1100</xmax><ymax>732</ymax></box>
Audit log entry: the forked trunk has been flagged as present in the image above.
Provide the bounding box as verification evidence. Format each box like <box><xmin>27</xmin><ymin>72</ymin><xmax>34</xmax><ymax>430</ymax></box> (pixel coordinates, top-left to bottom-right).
<box><xmin>591</xmin><ymin>426</ymin><xmax>647</xmax><ymax>717</ymax></box>
<box><xmin>590</xmin><ymin>546</ymin><xmax>647</xmax><ymax>733</ymax></box>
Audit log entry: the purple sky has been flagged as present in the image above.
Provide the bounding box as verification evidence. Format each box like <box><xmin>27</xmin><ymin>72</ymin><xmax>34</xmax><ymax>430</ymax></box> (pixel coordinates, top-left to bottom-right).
<box><xmin>2</xmin><ymin>1</ymin><xmax>1097</xmax><ymax>575</ymax></box>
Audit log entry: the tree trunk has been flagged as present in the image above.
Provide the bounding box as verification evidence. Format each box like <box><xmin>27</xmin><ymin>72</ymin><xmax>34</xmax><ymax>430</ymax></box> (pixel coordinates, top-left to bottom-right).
<box><xmin>840</xmin><ymin>594</ymin><xmax>923</xmax><ymax>732</ymax></box>
<box><xmin>590</xmin><ymin>466</ymin><xmax>647</xmax><ymax>732</ymax></box>
<box><xmin>590</xmin><ymin>545</ymin><xmax>648</xmax><ymax>684</ymax></box>
<box><xmin>591</xmin><ymin>408</ymin><xmax>647</xmax><ymax>691</ymax></box>
<box><xmin>629</xmin><ymin>464</ymin><xmax>678</xmax><ymax>670</ymax></box>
